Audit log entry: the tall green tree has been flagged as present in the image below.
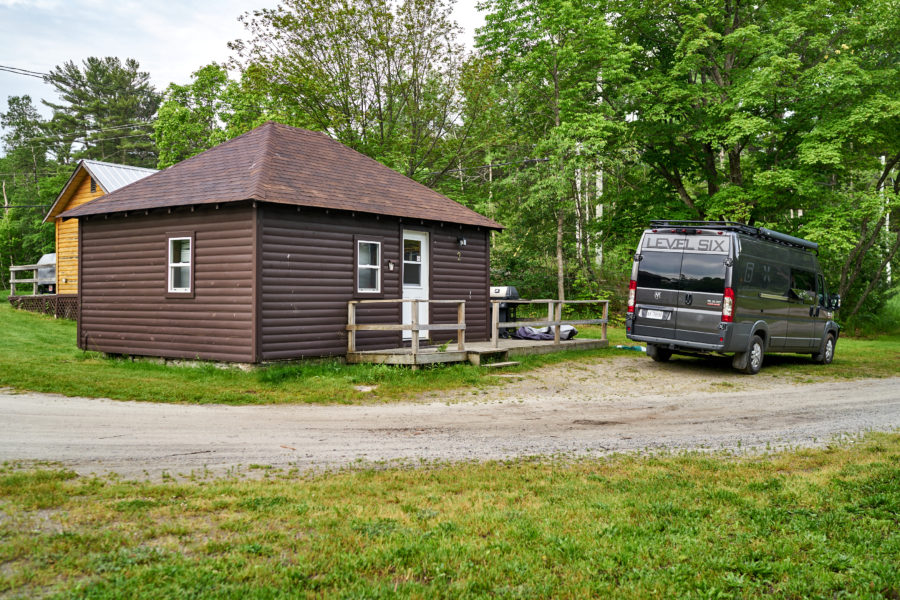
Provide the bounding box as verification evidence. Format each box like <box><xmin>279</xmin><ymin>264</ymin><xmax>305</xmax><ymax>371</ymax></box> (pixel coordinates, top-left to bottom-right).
<box><xmin>230</xmin><ymin>0</ymin><xmax>473</xmax><ymax>184</ymax></box>
<box><xmin>43</xmin><ymin>57</ymin><xmax>161</xmax><ymax>167</ymax></box>
<box><xmin>152</xmin><ymin>64</ymin><xmax>285</xmax><ymax>169</ymax></box>
<box><xmin>0</xmin><ymin>95</ymin><xmax>49</xmax><ymax>184</ymax></box>
<box><xmin>0</xmin><ymin>96</ymin><xmax>63</xmax><ymax>286</ymax></box>
<box><xmin>476</xmin><ymin>0</ymin><xmax>618</xmax><ymax>300</ymax></box>
<box><xmin>590</xmin><ymin>0</ymin><xmax>899</xmax><ymax>317</ymax></box>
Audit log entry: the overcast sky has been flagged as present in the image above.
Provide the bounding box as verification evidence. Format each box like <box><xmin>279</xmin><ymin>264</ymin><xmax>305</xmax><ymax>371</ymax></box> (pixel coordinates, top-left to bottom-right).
<box><xmin>0</xmin><ymin>0</ymin><xmax>485</xmax><ymax>122</ymax></box>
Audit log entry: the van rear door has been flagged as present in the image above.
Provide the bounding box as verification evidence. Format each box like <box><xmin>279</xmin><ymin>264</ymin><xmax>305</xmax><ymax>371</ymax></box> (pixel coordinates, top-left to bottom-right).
<box><xmin>632</xmin><ymin>233</ymin><xmax>686</xmax><ymax>342</ymax></box>
<box><xmin>675</xmin><ymin>249</ymin><xmax>729</xmax><ymax>345</ymax></box>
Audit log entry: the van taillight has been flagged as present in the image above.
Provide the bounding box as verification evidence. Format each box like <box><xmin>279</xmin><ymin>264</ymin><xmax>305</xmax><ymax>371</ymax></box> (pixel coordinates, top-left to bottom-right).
<box><xmin>627</xmin><ymin>280</ymin><xmax>637</xmax><ymax>313</ymax></box>
<box><xmin>722</xmin><ymin>287</ymin><xmax>735</xmax><ymax>322</ymax></box>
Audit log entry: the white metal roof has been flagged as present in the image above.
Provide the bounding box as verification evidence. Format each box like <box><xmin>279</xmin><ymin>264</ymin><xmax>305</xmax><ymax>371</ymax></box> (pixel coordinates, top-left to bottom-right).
<box><xmin>44</xmin><ymin>159</ymin><xmax>158</xmax><ymax>222</ymax></box>
<box><xmin>80</xmin><ymin>160</ymin><xmax>157</xmax><ymax>193</ymax></box>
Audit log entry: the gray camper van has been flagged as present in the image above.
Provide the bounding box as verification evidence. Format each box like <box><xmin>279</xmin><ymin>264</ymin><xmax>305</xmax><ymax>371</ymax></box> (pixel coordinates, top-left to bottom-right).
<box><xmin>625</xmin><ymin>221</ymin><xmax>841</xmax><ymax>374</ymax></box>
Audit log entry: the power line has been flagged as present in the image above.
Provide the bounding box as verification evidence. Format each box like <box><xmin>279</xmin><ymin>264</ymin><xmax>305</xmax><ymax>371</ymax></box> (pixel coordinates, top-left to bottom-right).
<box><xmin>0</xmin><ymin>65</ymin><xmax>48</xmax><ymax>79</ymax></box>
<box><xmin>13</xmin><ymin>122</ymin><xmax>157</xmax><ymax>145</ymax></box>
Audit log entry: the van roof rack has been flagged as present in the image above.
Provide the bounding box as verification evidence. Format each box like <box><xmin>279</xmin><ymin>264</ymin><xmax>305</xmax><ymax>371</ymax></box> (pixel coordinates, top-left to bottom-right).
<box><xmin>648</xmin><ymin>220</ymin><xmax>818</xmax><ymax>252</ymax></box>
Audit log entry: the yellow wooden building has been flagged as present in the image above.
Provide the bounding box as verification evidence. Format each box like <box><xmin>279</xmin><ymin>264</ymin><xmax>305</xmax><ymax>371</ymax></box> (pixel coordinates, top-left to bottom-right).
<box><xmin>44</xmin><ymin>160</ymin><xmax>157</xmax><ymax>294</ymax></box>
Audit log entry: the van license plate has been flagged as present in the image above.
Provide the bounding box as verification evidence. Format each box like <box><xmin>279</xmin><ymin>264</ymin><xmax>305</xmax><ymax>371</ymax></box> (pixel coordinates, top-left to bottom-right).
<box><xmin>645</xmin><ymin>309</ymin><xmax>665</xmax><ymax>320</ymax></box>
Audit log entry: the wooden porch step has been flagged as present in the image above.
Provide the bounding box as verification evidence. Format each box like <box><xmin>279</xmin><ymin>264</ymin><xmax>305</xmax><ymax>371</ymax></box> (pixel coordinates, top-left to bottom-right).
<box><xmin>482</xmin><ymin>361</ymin><xmax>521</xmax><ymax>368</ymax></box>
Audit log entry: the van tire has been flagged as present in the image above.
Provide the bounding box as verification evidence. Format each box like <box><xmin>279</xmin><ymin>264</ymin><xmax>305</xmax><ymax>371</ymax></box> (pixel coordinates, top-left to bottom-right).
<box><xmin>813</xmin><ymin>333</ymin><xmax>836</xmax><ymax>365</ymax></box>
<box><xmin>740</xmin><ymin>335</ymin><xmax>764</xmax><ymax>375</ymax></box>
<box><xmin>647</xmin><ymin>344</ymin><xmax>672</xmax><ymax>362</ymax></box>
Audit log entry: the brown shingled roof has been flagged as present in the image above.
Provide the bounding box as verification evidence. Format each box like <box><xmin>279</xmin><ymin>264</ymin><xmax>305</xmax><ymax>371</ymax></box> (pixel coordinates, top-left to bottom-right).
<box><xmin>62</xmin><ymin>122</ymin><xmax>502</xmax><ymax>229</ymax></box>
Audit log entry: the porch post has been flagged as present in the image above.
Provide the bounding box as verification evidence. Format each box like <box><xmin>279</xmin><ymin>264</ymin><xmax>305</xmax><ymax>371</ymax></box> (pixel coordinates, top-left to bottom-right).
<box><xmin>491</xmin><ymin>301</ymin><xmax>500</xmax><ymax>348</ymax></box>
<box><xmin>457</xmin><ymin>301</ymin><xmax>466</xmax><ymax>351</ymax></box>
<box><xmin>347</xmin><ymin>301</ymin><xmax>356</xmax><ymax>353</ymax></box>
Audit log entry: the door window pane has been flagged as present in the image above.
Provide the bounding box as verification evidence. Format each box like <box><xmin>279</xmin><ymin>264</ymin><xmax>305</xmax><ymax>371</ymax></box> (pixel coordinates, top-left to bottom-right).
<box><xmin>404</xmin><ymin>239</ymin><xmax>421</xmax><ymax>263</ymax></box>
<box><xmin>403</xmin><ymin>263</ymin><xmax>421</xmax><ymax>285</ymax></box>
<box><xmin>403</xmin><ymin>238</ymin><xmax>422</xmax><ymax>286</ymax></box>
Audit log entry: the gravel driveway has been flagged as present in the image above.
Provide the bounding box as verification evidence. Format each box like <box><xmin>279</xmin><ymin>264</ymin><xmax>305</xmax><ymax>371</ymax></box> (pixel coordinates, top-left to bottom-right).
<box><xmin>2</xmin><ymin>356</ymin><xmax>899</xmax><ymax>479</ymax></box>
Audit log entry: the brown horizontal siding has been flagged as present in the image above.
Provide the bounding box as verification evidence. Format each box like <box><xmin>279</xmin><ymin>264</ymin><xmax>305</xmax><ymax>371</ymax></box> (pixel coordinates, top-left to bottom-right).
<box><xmin>430</xmin><ymin>227</ymin><xmax>490</xmax><ymax>343</ymax></box>
<box><xmin>259</xmin><ymin>205</ymin><xmax>401</xmax><ymax>360</ymax></box>
<box><xmin>78</xmin><ymin>204</ymin><xmax>255</xmax><ymax>362</ymax></box>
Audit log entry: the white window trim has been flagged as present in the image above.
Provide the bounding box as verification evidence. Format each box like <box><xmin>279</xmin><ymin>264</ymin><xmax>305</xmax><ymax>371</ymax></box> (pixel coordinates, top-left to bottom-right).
<box><xmin>168</xmin><ymin>236</ymin><xmax>192</xmax><ymax>293</ymax></box>
<box><xmin>357</xmin><ymin>240</ymin><xmax>381</xmax><ymax>293</ymax></box>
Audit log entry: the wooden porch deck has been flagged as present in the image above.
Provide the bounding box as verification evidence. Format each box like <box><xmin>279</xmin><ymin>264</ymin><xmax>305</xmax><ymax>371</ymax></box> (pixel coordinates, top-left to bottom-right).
<box><xmin>346</xmin><ymin>337</ymin><xmax>609</xmax><ymax>367</ymax></box>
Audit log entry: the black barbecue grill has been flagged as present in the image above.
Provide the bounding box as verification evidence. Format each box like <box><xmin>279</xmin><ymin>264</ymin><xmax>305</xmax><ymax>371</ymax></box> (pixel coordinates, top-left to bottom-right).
<box><xmin>490</xmin><ymin>285</ymin><xmax>519</xmax><ymax>337</ymax></box>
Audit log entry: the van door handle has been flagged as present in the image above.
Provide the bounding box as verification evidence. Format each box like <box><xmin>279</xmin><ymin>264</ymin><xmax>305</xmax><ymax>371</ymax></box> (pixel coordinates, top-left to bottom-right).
<box><xmin>684</xmin><ymin>293</ymin><xmax>693</xmax><ymax>306</ymax></box>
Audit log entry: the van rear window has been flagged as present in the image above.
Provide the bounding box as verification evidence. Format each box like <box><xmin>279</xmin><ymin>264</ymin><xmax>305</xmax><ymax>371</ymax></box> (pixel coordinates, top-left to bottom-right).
<box><xmin>637</xmin><ymin>251</ymin><xmax>682</xmax><ymax>289</ymax></box>
<box><xmin>680</xmin><ymin>253</ymin><xmax>726</xmax><ymax>293</ymax></box>
<box><xmin>637</xmin><ymin>251</ymin><xmax>727</xmax><ymax>292</ymax></box>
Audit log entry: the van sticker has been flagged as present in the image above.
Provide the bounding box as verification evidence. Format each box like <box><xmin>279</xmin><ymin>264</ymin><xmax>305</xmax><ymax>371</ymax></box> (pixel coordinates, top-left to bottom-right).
<box><xmin>706</xmin><ymin>299</ymin><xmax>722</xmax><ymax>307</ymax></box>
<box><xmin>643</xmin><ymin>235</ymin><xmax>730</xmax><ymax>254</ymax></box>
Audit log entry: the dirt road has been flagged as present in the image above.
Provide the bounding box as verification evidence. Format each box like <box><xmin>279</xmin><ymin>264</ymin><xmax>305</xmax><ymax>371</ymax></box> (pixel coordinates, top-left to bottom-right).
<box><xmin>2</xmin><ymin>357</ymin><xmax>899</xmax><ymax>478</ymax></box>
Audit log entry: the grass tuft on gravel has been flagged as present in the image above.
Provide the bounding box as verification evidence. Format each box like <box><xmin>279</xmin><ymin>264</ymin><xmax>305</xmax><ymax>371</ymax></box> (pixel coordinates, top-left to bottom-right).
<box><xmin>1</xmin><ymin>433</ymin><xmax>899</xmax><ymax>598</ymax></box>
<box><xmin>0</xmin><ymin>292</ymin><xmax>897</xmax><ymax>405</ymax></box>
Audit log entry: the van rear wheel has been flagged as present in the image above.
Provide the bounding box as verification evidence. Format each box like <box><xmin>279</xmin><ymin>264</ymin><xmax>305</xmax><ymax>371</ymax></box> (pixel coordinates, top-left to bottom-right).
<box><xmin>739</xmin><ymin>336</ymin><xmax>764</xmax><ymax>375</ymax></box>
<box><xmin>646</xmin><ymin>344</ymin><xmax>672</xmax><ymax>362</ymax></box>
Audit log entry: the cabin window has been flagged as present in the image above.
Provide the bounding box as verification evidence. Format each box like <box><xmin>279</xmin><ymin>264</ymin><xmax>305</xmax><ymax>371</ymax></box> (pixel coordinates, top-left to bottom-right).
<box><xmin>90</xmin><ymin>177</ymin><xmax>96</xmax><ymax>193</ymax></box>
<box><xmin>168</xmin><ymin>237</ymin><xmax>192</xmax><ymax>293</ymax></box>
<box><xmin>357</xmin><ymin>240</ymin><xmax>381</xmax><ymax>293</ymax></box>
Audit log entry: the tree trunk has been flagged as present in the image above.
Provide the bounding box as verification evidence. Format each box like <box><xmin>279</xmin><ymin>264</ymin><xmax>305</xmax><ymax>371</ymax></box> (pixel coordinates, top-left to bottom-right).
<box><xmin>845</xmin><ymin>229</ymin><xmax>900</xmax><ymax>321</ymax></box>
<box><xmin>727</xmin><ymin>145</ymin><xmax>743</xmax><ymax>185</ymax></box>
<box><xmin>839</xmin><ymin>215</ymin><xmax>884</xmax><ymax>298</ymax></box>
<box><xmin>703</xmin><ymin>142</ymin><xmax>719</xmax><ymax>196</ymax></box>
<box><xmin>556</xmin><ymin>208</ymin><xmax>565</xmax><ymax>302</ymax></box>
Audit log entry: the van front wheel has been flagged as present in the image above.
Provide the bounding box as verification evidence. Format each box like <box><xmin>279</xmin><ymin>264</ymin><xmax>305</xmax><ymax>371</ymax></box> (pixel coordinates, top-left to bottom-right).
<box><xmin>740</xmin><ymin>336</ymin><xmax>764</xmax><ymax>375</ymax></box>
<box><xmin>813</xmin><ymin>334</ymin><xmax>835</xmax><ymax>365</ymax></box>
<box><xmin>646</xmin><ymin>344</ymin><xmax>672</xmax><ymax>362</ymax></box>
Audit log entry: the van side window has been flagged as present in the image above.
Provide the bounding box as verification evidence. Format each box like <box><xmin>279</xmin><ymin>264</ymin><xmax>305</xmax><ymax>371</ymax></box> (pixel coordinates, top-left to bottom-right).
<box><xmin>816</xmin><ymin>274</ymin><xmax>827</xmax><ymax>307</ymax></box>
<box><xmin>790</xmin><ymin>269</ymin><xmax>816</xmax><ymax>303</ymax></box>
<box><xmin>770</xmin><ymin>264</ymin><xmax>790</xmax><ymax>295</ymax></box>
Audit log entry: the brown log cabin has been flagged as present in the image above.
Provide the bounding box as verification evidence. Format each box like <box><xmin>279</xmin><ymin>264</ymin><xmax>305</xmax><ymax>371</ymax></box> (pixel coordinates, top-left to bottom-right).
<box><xmin>61</xmin><ymin>122</ymin><xmax>503</xmax><ymax>362</ymax></box>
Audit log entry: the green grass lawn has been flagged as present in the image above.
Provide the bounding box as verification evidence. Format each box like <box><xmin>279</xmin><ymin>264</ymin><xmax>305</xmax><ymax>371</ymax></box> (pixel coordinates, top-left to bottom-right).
<box><xmin>0</xmin><ymin>293</ymin><xmax>897</xmax><ymax>404</ymax></box>
<box><xmin>2</xmin><ymin>433</ymin><xmax>899</xmax><ymax>598</ymax></box>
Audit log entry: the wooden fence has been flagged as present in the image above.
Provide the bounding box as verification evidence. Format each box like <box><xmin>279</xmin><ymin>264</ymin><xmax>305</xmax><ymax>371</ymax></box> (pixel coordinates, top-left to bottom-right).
<box><xmin>9</xmin><ymin>262</ymin><xmax>50</xmax><ymax>297</ymax></box>
<box><xmin>491</xmin><ymin>299</ymin><xmax>609</xmax><ymax>347</ymax></box>
<box><xmin>346</xmin><ymin>299</ymin><xmax>466</xmax><ymax>355</ymax></box>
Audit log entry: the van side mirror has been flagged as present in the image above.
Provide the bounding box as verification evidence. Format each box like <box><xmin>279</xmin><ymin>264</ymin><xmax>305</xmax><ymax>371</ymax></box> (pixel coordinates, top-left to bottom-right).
<box><xmin>828</xmin><ymin>294</ymin><xmax>841</xmax><ymax>310</ymax></box>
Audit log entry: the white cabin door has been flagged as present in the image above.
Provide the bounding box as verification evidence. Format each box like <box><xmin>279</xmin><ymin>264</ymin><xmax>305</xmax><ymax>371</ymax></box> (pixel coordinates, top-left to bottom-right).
<box><xmin>402</xmin><ymin>230</ymin><xmax>429</xmax><ymax>340</ymax></box>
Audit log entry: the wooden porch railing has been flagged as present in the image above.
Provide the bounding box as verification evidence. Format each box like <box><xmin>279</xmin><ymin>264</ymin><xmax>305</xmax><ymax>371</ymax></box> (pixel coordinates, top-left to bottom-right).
<box><xmin>9</xmin><ymin>262</ymin><xmax>52</xmax><ymax>297</ymax></box>
<box><xmin>347</xmin><ymin>299</ymin><xmax>466</xmax><ymax>355</ymax></box>
<box><xmin>491</xmin><ymin>299</ymin><xmax>609</xmax><ymax>348</ymax></box>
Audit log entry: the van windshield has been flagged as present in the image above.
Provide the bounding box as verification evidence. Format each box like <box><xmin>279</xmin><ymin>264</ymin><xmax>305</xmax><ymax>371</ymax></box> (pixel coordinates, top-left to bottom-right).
<box><xmin>637</xmin><ymin>251</ymin><xmax>726</xmax><ymax>292</ymax></box>
<box><xmin>680</xmin><ymin>253</ymin><xmax>726</xmax><ymax>293</ymax></box>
